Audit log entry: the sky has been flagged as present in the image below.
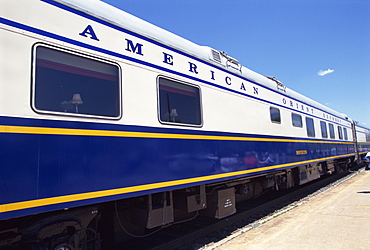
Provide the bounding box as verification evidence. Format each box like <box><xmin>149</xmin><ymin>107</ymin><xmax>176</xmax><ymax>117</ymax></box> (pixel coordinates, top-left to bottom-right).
<box><xmin>101</xmin><ymin>0</ymin><xmax>370</xmax><ymax>127</ymax></box>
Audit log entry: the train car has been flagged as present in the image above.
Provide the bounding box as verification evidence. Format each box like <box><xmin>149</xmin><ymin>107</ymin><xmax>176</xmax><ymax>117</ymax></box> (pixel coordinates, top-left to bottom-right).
<box><xmin>1</xmin><ymin>0</ymin><xmax>370</xmax><ymax>248</ymax></box>
<box><xmin>354</xmin><ymin>124</ymin><xmax>370</xmax><ymax>158</ymax></box>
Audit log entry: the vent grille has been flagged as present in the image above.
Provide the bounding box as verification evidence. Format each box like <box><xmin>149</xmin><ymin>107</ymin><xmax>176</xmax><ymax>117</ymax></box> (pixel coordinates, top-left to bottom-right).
<box><xmin>211</xmin><ymin>49</ymin><xmax>222</xmax><ymax>63</ymax></box>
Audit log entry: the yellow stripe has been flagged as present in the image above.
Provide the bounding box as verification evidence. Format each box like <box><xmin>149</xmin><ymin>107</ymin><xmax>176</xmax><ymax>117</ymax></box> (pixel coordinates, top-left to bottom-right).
<box><xmin>358</xmin><ymin>142</ymin><xmax>370</xmax><ymax>145</ymax></box>
<box><xmin>0</xmin><ymin>125</ymin><xmax>354</xmax><ymax>144</ymax></box>
<box><xmin>0</xmin><ymin>153</ymin><xmax>356</xmax><ymax>214</ymax></box>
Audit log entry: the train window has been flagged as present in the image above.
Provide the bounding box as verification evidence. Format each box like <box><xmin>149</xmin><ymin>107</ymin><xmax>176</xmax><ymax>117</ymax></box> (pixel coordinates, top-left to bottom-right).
<box><xmin>320</xmin><ymin>121</ymin><xmax>328</xmax><ymax>138</ymax></box>
<box><xmin>329</xmin><ymin>123</ymin><xmax>335</xmax><ymax>139</ymax></box>
<box><xmin>270</xmin><ymin>107</ymin><xmax>281</xmax><ymax>123</ymax></box>
<box><xmin>343</xmin><ymin>127</ymin><xmax>348</xmax><ymax>140</ymax></box>
<box><xmin>338</xmin><ymin>126</ymin><xmax>343</xmax><ymax>140</ymax></box>
<box><xmin>158</xmin><ymin>77</ymin><xmax>202</xmax><ymax>126</ymax></box>
<box><xmin>33</xmin><ymin>46</ymin><xmax>120</xmax><ymax>118</ymax></box>
<box><xmin>305</xmin><ymin>117</ymin><xmax>315</xmax><ymax>137</ymax></box>
<box><xmin>292</xmin><ymin>113</ymin><xmax>302</xmax><ymax>127</ymax></box>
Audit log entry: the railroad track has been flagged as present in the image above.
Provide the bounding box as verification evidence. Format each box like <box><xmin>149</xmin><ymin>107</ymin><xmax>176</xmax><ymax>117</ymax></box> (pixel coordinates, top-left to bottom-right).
<box><xmin>119</xmin><ymin>165</ymin><xmax>364</xmax><ymax>250</ymax></box>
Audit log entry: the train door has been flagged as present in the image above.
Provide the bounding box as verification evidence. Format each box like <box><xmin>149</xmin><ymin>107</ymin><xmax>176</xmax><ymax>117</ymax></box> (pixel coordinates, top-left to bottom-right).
<box><xmin>351</xmin><ymin>121</ymin><xmax>360</xmax><ymax>163</ymax></box>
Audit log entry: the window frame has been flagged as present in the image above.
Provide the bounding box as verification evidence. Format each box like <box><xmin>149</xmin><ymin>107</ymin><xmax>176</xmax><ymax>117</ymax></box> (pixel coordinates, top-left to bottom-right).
<box><xmin>292</xmin><ymin>113</ymin><xmax>303</xmax><ymax>128</ymax></box>
<box><xmin>337</xmin><ymin>126</ymin><xmax>343</xmax><ymax>140</ymax></box>
<box><xmin>305</xmin><ymin>117</ymin><xmax>316</xmax><ymax>137</ymax></box>
<box><xmin>328</xmin><ymin>123</ymin><xmax>335</xmax><ymax>139</ymax></box>
<box><xmin>343</xmin><ymin>127</ymin><xmax>348</xmax><ymax>140</ymax></box>
<box><xmin>320</xmin><ymin>121</ymin><xmax>328</xmax><ymax>138</ymax></box>
<box><xmin>157</xmin><ymin>76</ymin><xmax>203</xmax><ymax>127</ymax></box>
<box><xmin>270</xmin><ymin>107</ymin><xmax>281</xmax><ymax>124</ymax></box>
<box><xmin>31</xmin><ymin>44</ymin><xmax>122</xmax><ymax>119</ymax></box>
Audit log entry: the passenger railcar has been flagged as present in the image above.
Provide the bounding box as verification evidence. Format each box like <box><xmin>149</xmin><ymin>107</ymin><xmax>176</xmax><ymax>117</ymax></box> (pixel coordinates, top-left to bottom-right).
<box><xmin>1</xmin><ymin>0</ymin><xmax>370</xmax><ymax>248</ymax></box>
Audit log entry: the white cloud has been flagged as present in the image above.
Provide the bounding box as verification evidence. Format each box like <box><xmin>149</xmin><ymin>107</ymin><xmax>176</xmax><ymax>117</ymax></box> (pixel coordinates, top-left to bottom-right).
<box><xmin>318</xmin><ymin>69</ymin><xmax>334</xmax><ymax>76</ymax></box>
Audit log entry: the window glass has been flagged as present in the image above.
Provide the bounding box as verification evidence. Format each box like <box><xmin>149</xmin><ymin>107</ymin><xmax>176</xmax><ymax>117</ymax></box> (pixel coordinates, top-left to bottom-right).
<box><xmin>343</xmin><ymin>127</ymin><xmax>348</xmax><ymax>140</ymax></box>
<box><xmin>320</xmin><ymin>121</ymin><xmax>328</xmax><ymax>138</ymax></box>
<box><xmin>158</xmin><ymin>77</ymin><xmax>201</xmax><ymax>126</ymax></box>
<box><xmin>292</xmin><ymin>113</ymin><xmax>302</xmax><ymax>127</ymax></box>
<box><xmin>338</xmin><ymin>126</ymin><xmax>343</xmax><ymax>140</ymax></box>
<box><xmin>33</xmin><ymin>46</ymin><xmax>120</xmax><ymax>118</ymax></box>
<box><xmin>306</xmin><ymin>117</ymin><xmax>315</xmax><ymax>137</ymax></box>
<box><xmin>329</xmin><ymin>123</ymin><xmax>335</xmax><ymax>139</ymax></box>
<box><xmin>270</xmin><ymin>107</ymin><xmax>281</xmax><ymax>123</ymax></box>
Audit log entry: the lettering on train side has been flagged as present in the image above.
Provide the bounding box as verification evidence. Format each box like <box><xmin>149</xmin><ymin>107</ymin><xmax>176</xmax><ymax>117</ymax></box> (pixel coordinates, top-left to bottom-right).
<box><xmin>75</xmin><ymin>29</ymin><xmax>264</xmax><ymax>99</ymax></box>
<box><xmin>74</xmin><ymin>28</ymin><xmax>353</xmax><ymax>126</ymax></box>
<box><xmin>240</xmin><ymin>82</ymin><xmax>246</xmax><ymax>91</ymax></box>
<box><xmin>296</xmin><ymin>150</ymin><xmax>308</xmax><ymax>155</ymax></box>
<box><xmin>163</xmin><ymin>52</ymin><xmax>173</xmax><ymax>65</ymax></box>
<box><xmin>189</xmin><ymin>62</ymin><xmax>199</xmax><ymax>74</ymax></box>
<box><xmin>322</xmin><ymin>113</ymin><xmax>341</xmax><ymax>123</ymax></box>
<box><xmin>125</xmin><ymin>39</ymin><xmax>144</xmax><ymax>55</ymax></box>
<box><xmin>210</xmin><ymin>70</ymin><xmax>216</xmax><ymax>80</ymax></box>
<box><xmin>225</xmin><ymin>76</ymin><xmax>232</xmax><ymax>85</ymax></box>
<box><xmin>79</xmin><ymin>25</ymin><xmax>99</xmax><ymax>41</ymax></box>
<box><xmin>282</xmin><ymin>98</ymin><xmax>314</xmax><ymax>115</ymax></box>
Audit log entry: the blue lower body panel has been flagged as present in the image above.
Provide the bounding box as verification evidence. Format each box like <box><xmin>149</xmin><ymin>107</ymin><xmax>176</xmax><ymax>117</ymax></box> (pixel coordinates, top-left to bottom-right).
<box><xmin>0</xmin><ymin>116</ymin><xmax>356</xmax><ymax>220</ymax></box>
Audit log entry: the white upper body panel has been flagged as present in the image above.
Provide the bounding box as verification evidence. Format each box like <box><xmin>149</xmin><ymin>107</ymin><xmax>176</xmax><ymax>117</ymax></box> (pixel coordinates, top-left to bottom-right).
<box><xmin>0</xmin><ymin>0</ymin><xmax>360</xmax><ymax>139</ymax></box>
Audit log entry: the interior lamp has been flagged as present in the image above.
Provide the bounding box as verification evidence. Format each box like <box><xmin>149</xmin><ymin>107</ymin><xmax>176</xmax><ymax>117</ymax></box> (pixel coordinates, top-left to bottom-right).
<box><xmin>71</xmin><ymin>93</ymin><xmax>83</xmax><ymax>113</ymax></box>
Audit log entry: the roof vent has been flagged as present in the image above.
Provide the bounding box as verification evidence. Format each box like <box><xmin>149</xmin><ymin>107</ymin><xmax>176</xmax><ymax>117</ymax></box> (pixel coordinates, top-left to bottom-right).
<box><xmin>211</xmin><ymin>49</ymin><xmax>222</xmax><ymax>63</ymax></box>
<box><xmin>266</xmin><ymin>76</ymin><xmax>286</xmax><ymax>92</ymax></box>
<box><xmin>208</xmin><ymin>48</ymin><xmax>241</xmax><ymax>72</ymax></box>
<box><xmin>221</xmin><ymin>52</ymin><xmax>241</xmax><ymax>72</ymax></box>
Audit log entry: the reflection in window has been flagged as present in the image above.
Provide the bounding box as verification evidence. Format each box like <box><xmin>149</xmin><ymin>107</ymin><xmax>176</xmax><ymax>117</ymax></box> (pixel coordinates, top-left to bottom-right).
<box><xmin>338</xmin><ymin>126</ymin><xmax>343</xmax><ymax>140</ymax></box>
<box><xmin>320</xmin><ymin>121</ymin><xmax>328</xmax><ymax>138</ymax></box>
<box><xmin>292</xmin><ymin>113</ymin><xmax>302</xmax><ymax>127</ymax></box>
<box><xmin>158</xmin><ymin>77</ymin><xmax>201</xmax><ymax>126</ymax></box>
<box><xmin>270</xmin><ymin>107</ymin><xmax>281</xmax><ymax>123</ymax></box>
<box><xmin>306</xmin><ymin>117</ymin><xmax>315</xmax><ymax>137</ymax></box>
<box><xmin>329</xmin><ymin>123</ymin><xmax>335</xmax><ymax>139</ymax></box>
<box><xmin>33</xmin><ymin>46</ymin><xmax>120</xmax><ymax>118</ymax></box>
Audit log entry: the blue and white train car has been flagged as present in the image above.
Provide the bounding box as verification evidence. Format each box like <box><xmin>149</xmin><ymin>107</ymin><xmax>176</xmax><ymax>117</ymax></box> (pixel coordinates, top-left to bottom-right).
<box><xmin>1</xmin><ymin>0</ymin><xmax>370</xmax><ymax>248</ymax></box>
<box><xmin>355</xmin><ymin>124</ymin><xmax>370</xmax><ymax>154</ymax></box>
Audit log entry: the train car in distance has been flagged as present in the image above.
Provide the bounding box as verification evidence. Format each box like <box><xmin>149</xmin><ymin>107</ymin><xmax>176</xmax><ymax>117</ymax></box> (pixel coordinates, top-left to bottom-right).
<box><xmin>1</xmin><ymin>0</ymin><xmax>370</xmax><ymax>248</ymax></box>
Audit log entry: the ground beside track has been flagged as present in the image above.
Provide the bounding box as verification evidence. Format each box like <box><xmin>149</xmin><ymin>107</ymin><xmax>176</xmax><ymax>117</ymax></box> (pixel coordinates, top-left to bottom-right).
<box><xmin>203</xmin><ymin>169</ymin><xmax>370</xmax><ymax>250</ymax></box>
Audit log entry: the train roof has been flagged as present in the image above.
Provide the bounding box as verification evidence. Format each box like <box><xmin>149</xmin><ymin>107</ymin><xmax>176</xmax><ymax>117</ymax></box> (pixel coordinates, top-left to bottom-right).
<box><xmin>57</xmin><ymin>0</ymin><xmax>349</xmax><ymax>121</ymax></box>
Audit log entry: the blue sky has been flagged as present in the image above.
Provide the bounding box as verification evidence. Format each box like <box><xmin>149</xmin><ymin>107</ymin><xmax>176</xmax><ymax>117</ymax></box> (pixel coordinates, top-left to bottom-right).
<box><xmin>101</xmin><ymin>0</ymin><xmax>370</xmax><ymax>127</ymax></box>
